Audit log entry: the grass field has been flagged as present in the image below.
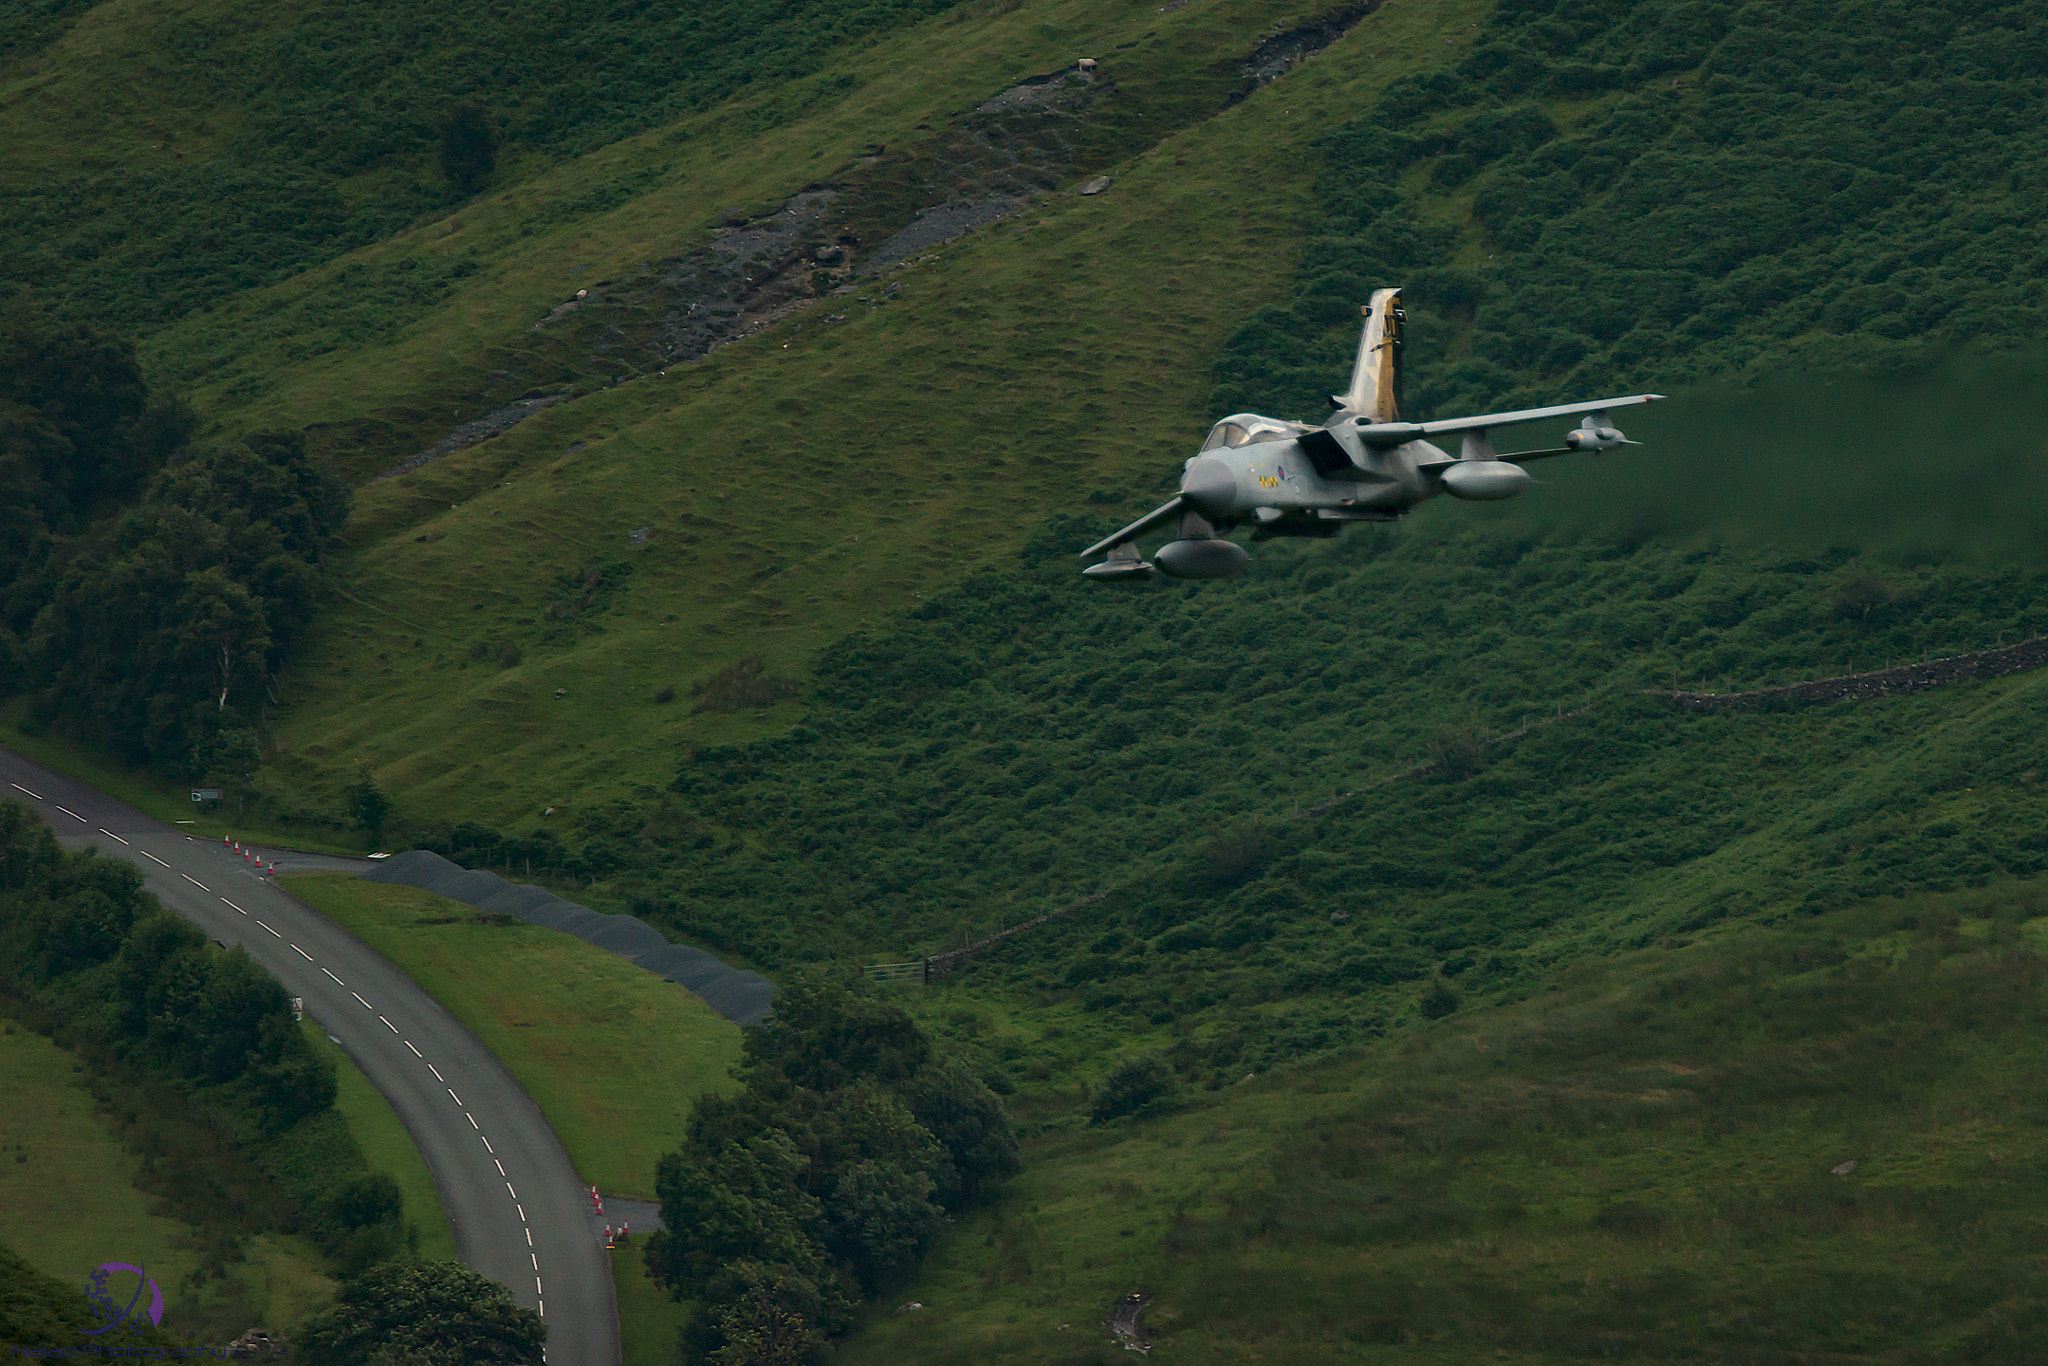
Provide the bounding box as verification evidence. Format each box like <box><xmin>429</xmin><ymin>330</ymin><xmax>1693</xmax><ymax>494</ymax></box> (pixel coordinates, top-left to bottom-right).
<box><xmin>609</xmin><ymin>1241</ymin><xmax>695</xmax><ymax>1366</ymax></box>
<box><xmin>0</xmin><ymin>1020</ymin><xmax>334</xmax><ymax>1344</ymax></box>
<box><xmin>0</xmin><ymin>701</ymin><xmax>367</xmax><ymax>855</ymax></box>
<box><xmin>312</xmin><ymin>1018</ymin><xmax>456</xmax><ymax>1263</ymax></box>
<box><xmin>840</xmin><ymin>882</ymin><xmax>2048</xmax><ymax>1364</ymax></box>
<box><xmin>166</xmin><ymin>0</ymin><xmax>1491</xmax><ymax>830</ymax></box>
<box><xmin>283</xmin><ymin>873</ymin><xmax>742</xmax><ymax>1197</ymax></box>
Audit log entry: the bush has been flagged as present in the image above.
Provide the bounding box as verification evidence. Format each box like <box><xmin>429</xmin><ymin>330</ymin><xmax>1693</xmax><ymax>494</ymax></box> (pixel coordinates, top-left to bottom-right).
<box><xmin>1091</xmin><ymin>1056</ymin><xmax>1178</xmax><ymax>1124</ymax></box>
<box><xmin>1418</xmin><ymin>978</ymin><xmax>1462</xmax><ymax>1020</ymax></box>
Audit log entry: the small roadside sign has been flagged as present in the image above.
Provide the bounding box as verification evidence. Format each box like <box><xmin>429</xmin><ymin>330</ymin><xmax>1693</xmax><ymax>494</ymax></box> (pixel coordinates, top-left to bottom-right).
<box><xmin>291</xmin><ymin>997</ymin><xmax>304</xmax><ymax>1021</ymax></box>
<box><xmin>191</xmin><ymin>788</ymin><xmax>222</xmax><ymax>802</ymax></box>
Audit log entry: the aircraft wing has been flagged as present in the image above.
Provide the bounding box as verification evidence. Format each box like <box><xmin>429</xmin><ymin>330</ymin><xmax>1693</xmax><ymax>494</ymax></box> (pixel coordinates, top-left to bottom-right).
<box><xmin>1078</xmin><ymin>495</ymin><xmax>1185</xmax><ymax>559</ymax></box>
<box><xmin>1412</xmin><ymin>393</ymin><xmax>1662</xmax><ymax>436</ymax></box>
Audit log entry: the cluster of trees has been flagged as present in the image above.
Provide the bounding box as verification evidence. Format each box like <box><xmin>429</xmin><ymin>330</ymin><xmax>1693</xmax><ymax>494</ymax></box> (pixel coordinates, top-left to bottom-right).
<box><xmin>297</xmin><ymin>1261</ymin><xmax>544</xmax><ymax>1366</ymax></box>
<box><xmin>1211</xmin><ymin>0</ymin><xmax>2048</xmax><ymax>421</ymax></box>
<box><xmin>0</xmin><ymin>308</ymin><xmax>349</xmax><ymax>783</ymax></box>
<box><xmin>644</xmin><ymin>978</ymin><xmax>1017</xmax><ymax>1362</ymax></box>
<box><xmin>0</xmin><ymin>802</ymin><xmax>414</xmax><ymax>1274</ymax></box>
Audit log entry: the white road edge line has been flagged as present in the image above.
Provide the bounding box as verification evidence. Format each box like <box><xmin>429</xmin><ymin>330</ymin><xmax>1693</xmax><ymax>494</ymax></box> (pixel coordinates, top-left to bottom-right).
<box><xmin>379</xmin><ymin>1015</ymin><xmax>398</xmax><ymax>1034</ymax></box>
<box><xmin>524</xmin><ymin>1228</ymin><xmax>532</xmax><ymax>1247</ymax></box>
<box><xmin>481</xmin><ymin>1136</ymin><xmax>494</xmax><ymax>1154</ymax></box>
<box><xmin>515</xmin><ymin>1203</ymin><xmax>525</xmax><ymax>1221</ymax></box>
<box><xmin>405</xmin><ymin>1040</ymin><xmax>422</xmax><ymax>1057</ymax></box>
<box><xmin>54</xmin><ymin>804</ymin><xmax>82</xmax><ymax>821</ymax></box>
<box><xmin>467</xmin><ymin>1113</ymin><xmax>479</xmax><ymax>1130</ymax></box>
<box><xmin>10</xmin><ymin>783</ymin><xmax>41</xmax><ymax>800</ymax></box>
<box><xmin>98</xmin><ymin>829</ymin><xmax>129</xmax><ymax>845</ymax></box>
<box><xmin>221</xmin><ymin>897</ymin><xmax>244</xmax><ymax>913</ymax></box>
<box><xmin>322</xmin><ymin>968</ymin><xmax>344</xmax><ymax>985</ymax></box>
<box><xmin>351</xmin><ymin>992</ymin><xmax>372</xmax><ymax>1009</ymax></box>
<box><xmin>256</xmin><ymin>920</ymin><xmax>281</xmax><ymax>938</ymax></box>
<box><xmin>291</xmin><ymin>944</ymin><xmax>313</xmax><ymax>962</ymax></box>
<box><xmin>506</xmin><ymin>1182</ymin><xmax>518</xmax><ymax>1200</ymax></box>
<box><xmin>141</xmin><ymin>851</ymin><xmax>172</xmax><ymax>868</ymax></box>
<box><xmin>448</xmin><ymin>1088</ymin><xmax>463</xmax><ymax>1106</ymax></box>
<box><xmin>181</xmin><ymin>874</ymin><xmax>208</xmax><ymax>890</ymax></box>
<box><xmin>428</xmin><ymin>1064</ymin><xmax>445</xmax><ymax>1082</ymax></box>
<box><xmin>530</xmin><ymin>1253</ymin><xmax>538</xmax><ymax>1270</ymax></box>
<box><xmin>496</xmin><ymin>1160</ymin><xmax>506</xmax><ymax>1176</ymax></box>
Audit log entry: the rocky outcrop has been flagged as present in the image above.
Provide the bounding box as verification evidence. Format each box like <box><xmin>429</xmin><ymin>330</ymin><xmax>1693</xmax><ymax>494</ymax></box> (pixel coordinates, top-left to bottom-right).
<box><xmin>1668</xmin><ymin>635</ymin><xmax>2048</xmax><ymax>711</ymax></box>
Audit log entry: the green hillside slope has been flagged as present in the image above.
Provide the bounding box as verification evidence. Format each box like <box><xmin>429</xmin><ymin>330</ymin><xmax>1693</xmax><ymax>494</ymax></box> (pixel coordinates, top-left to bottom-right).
<box><xmin>844</xmin><ymin>884</ymin><xmax>2048</xmax><ymax>1364</ymax></box>
<box><xmin>7</xmin><ymin>0</ymin><xmax>2038</xmax><ymax>834</ymax></box>
<box><xmin>7</xmin><ymin>0</ymin><xmax>2048</xmax><ymax>1354</ymax></box>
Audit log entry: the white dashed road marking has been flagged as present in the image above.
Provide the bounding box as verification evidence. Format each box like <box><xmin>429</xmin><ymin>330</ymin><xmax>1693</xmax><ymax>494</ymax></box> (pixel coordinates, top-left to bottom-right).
<box><xmin>6</xmin><ymin>773</ymin><xmax>581</xmax><ymax>1347</ymax></box>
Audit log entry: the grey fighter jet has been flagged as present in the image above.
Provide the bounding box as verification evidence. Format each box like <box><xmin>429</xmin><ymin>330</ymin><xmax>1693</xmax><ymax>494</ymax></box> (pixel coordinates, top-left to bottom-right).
<box><xmin>1080</xmin><ymin>287</ymin><xmax>1661</xmax><ymax>580</ymax></box>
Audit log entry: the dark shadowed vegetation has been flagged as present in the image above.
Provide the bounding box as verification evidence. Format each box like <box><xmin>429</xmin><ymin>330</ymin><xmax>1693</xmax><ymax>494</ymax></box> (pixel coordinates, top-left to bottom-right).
<box><xmin>0</xmin><ymin>803</ymin><xmax>418</xmax><ymax>1284</ymax></box>
<box><xmin>645</xmin><ymin>976</ymin><xmax>1016</xmax><ymax>1360</ymax></box>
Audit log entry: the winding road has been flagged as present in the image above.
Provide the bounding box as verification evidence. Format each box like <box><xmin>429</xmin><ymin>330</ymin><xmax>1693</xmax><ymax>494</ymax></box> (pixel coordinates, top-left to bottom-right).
<box><xmin>0</xmin><ymin>746</ymin><xmax>619</xmax><ymax>1366</ymax></box>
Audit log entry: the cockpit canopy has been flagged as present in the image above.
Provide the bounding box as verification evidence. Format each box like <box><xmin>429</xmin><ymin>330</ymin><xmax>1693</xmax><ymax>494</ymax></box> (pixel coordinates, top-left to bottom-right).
<box><xmin>1200</xmin><ymin>414</ymin><xmax>1299</xmax><ymax>451</ymax></box>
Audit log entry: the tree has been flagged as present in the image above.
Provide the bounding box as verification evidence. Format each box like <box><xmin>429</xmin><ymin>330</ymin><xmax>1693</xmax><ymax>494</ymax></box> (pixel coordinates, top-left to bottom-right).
<box><xmin>296</xmin><ymin>1261</ymin><xmax>544</xmax><ymax>1366</ymax></box>
<box><xmin>741</xmin><ymin>976</ymin><xmax>931</xmax><ymax>1092</ymax></box>
<box><xmin>902</xmin><ymin>1062</ymin><xmax>1020</xmax><ymax>1207</ymax></box>
<box><xmin>1091</xmin><ymin>1056</ymin><xmax>1178</xmax><ymax>1125</ymax></box>
<box><xmin>645</xmin><ymin>1132</ymin><xmax>825</xmax><ymax>1298</ymax></box>
<box><xmin>436</xmin><ymin>103</ymin><xmax>498</xmax><ymax>196</ymax></box>
<box><xmin>650</xmin><ymin>976</ymin><xmax>1016</xmax><ymax>1356</ymax></box>
<box><xmin>345</xmin><ymin>765</ymin><xmax>393</xmax><ymax>845</ymax></box>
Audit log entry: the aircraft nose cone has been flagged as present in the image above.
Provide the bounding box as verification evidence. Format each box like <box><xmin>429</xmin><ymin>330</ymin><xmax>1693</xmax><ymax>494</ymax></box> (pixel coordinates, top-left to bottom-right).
<box><xmin>1180</xmin><ymin>457</ymin><xmax>1238</xmax><ymax>518</ymax></box>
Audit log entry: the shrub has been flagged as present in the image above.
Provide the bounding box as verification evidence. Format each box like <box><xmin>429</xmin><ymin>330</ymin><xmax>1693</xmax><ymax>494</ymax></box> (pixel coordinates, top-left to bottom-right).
<box><xmin>1091</xmin><ymin>1056</ymin><xmax>1178</xmax><ymax>1124</ymax></box>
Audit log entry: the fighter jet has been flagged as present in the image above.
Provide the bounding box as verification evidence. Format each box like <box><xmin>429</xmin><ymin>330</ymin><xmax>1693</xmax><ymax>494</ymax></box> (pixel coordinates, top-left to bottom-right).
<box><xmin>1080</xmin><ymin>287</ymin><xmax>1660</xmax><ymax>580</ymax></box>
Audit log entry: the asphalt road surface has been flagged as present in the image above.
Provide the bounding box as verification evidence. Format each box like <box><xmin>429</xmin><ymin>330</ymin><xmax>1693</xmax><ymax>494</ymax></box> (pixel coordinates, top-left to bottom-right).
<box><xmin>0</xmin><ymin>746</ymin><xmax>620</xmax><ymax>1366</ymax></box>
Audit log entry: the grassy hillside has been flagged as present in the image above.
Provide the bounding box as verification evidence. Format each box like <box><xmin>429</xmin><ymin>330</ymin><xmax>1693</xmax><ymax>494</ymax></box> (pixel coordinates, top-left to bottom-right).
<box><xmin>0</xmin><ymin>1021</ymin><xmax>334</xmax><ymax>1343</ymax></box>
<box><xmin>841</xmin><ymin>882</ymin><xmax>2048</xmax><ymax>1364</ymax></box>
<box><xmin>17</xmin><ymin>0</ymin><xmax>1481</xmax><ymax>830</ymax></box>
<box><xmin>7</xmin><ymin>0</ymin><xmax>2048</xmax><ymax>1352</ymax></box>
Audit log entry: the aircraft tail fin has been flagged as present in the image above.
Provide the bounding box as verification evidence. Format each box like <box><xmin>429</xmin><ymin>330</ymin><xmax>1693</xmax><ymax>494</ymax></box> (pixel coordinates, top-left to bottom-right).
<box><xmin>1332</xmin><ymin>287</ymin><xmax>1405</xmax><ymax>420</ymax></box>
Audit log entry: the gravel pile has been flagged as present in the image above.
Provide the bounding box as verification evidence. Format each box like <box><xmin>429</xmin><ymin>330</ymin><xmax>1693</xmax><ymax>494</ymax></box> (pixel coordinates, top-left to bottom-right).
<box><xmin>363</xmin><ymin>851</ymin><xmax>774</xmax><ymax>1026</ymax></box>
